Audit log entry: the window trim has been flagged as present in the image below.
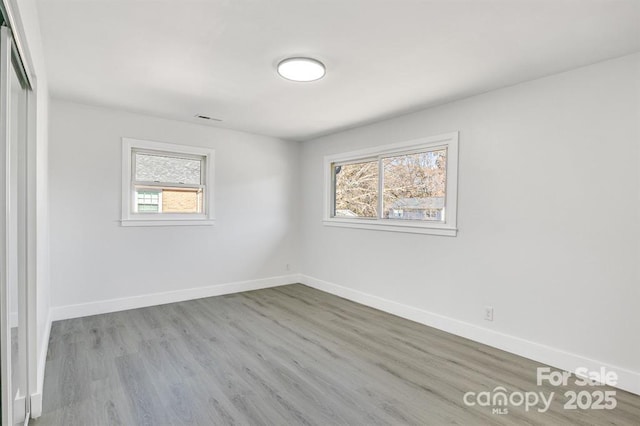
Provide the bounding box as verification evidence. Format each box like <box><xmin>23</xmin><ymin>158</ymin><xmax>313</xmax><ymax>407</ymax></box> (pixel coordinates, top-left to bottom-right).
<box><xmin>121</xmin><ymin>138</ymin><xmax>215</xmax><ymax>227</ymax></box>
<box><xmin>323</xmin><ymin>132</ymin><xmax>458</xmax><ymax>236</ymax></box>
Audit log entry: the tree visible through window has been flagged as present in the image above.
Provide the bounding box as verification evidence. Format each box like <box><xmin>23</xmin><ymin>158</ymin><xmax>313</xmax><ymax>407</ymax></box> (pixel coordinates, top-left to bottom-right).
<box><xmin>382</xmin><ymin>149</ymin><xmax>446</xmax><ymax>221</ymax></box>
<box><xmin>325</xmin><ymin>132</ymin><xmax>458</xmax><ymax>235</ymax></box>
<box><xmin>333</xmin><ymin>149</ymin><xmax>447</xmax><ymax>222</ymax></box>
<box><xmin>333</xmin><ymin>160</ymin><xmax>379</xmax><ymax>218</ymax></box>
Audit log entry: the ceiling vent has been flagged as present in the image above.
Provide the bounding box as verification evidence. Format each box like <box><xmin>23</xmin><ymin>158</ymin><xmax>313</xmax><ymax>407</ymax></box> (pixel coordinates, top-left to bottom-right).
<box><xmin>194</xmin><ymin>114</ymin><xmax>222</xmax><ymax>121</ymax></box>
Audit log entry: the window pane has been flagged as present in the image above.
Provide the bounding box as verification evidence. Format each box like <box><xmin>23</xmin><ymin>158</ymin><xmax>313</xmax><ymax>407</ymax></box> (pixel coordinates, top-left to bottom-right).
<box><xmin>382</xmin><ymin>149</ymin><xmax>447</xmax><ymax>221</ymax></box>
<box><xmin>135</xmin><ymin>152</ymin><xmax>202</xmax><ymax>184</ymax></box>
<box><xmin>134</xmin><ymin>187</ymin><xmax>203</xmax><ymax>214</ymax></box>
<box><xmin>162</xmin><ymin>188</ymin><xmax>203</xmax><ymax>213</ymax></box>
<box><xmin>333</xmin><ymin>160</ymin><xmax>379</xmax><ymax>218</ymax></box>
<box><xmin>136</xmin><ymin>189</ymin><xmax>160</xmax><ymax>213</ymax></box>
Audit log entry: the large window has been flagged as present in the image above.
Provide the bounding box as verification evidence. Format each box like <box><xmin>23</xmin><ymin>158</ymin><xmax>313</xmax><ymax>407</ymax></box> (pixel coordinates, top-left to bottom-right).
<box><xmin>324</xmin><ymin>132</ymin><xmax>458</xmax><ymax>236</ymax></box>
<box><xmin>121</xmin><ymin>138</ymin><xmax>215</xmax><ymax>226</ymax></box>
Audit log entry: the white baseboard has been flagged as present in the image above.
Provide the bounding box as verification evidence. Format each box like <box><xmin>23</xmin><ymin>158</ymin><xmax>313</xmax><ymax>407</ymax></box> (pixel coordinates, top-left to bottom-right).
<box><xmin>51</xmin><ymin>274</ymin><xmax>301</xmax><ymax>321</ymax></box>
<box><xmin>299</xmin><ymin>274</ymin><xmax>640</xmax><ymax>396</ymax></box>
<box><xmin>30</xmin><ymin>308</ymin><xmax>52</xmax><ymax>419</ymax></box>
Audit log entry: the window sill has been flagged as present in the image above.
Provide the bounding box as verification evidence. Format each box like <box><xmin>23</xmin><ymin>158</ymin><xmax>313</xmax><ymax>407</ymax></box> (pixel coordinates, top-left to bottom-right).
<box><xmin>323</xmin><ymin>218</ymin><xmax>457</xmax><ymax>236</ymax></box>
<box><xmin>121</xmin><ymin>219</ymin><xmax>216</xmax><ymax>227</ymax></box>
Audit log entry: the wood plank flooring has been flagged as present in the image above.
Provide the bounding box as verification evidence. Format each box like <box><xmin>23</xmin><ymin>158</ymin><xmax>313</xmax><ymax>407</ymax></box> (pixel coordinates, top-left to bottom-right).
<box><xmin>33</xmin><ymin>284</ymin><xmax>640</xmax><ymax>425</ymax></box>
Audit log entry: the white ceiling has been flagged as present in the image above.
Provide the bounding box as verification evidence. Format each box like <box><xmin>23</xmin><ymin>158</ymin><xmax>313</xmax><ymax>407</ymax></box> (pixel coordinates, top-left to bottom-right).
<box><xmin>37</xmin><ymin>0</ymin><xmax>640</xmax><ymax>141</ymax></box>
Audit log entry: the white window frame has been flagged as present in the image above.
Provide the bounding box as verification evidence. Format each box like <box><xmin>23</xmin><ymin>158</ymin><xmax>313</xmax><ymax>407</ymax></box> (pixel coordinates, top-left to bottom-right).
<box><xmin>121</xmin><ymin>138</ymin><xmax>215</xmax><ymax>227</ymax></box>
<box><xmin>323</xmin><ymin>131</ymin><xmax>458</xmax><ymax>236</ymax></box>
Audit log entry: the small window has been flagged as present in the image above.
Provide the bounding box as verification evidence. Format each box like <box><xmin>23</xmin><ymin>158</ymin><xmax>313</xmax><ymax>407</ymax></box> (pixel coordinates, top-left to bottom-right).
<box><xmin>324</xmin><ymin>132</ymin><xmax>458</xmax><ymax>236</ymax></box>
<box><xmin>136</xmin><ymin>189</ymin><xmax>161</xmax><ymax>213</ymax></box>
<box><xmin>132</xmin><ymin>150</ymin><xmax>204</xmax><ymax>215</ymax></box>
<box><xmin>121</xmin><ymin>138</ymin><xmax>214</xmax><ymax>226</ymax></box>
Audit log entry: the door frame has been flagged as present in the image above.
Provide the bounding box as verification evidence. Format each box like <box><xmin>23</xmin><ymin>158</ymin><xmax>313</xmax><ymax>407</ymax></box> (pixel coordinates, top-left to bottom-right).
<box><xmin>0</xmin><ymin>20</ymin><xmax>34</xmax><ymax>424</ymax></box>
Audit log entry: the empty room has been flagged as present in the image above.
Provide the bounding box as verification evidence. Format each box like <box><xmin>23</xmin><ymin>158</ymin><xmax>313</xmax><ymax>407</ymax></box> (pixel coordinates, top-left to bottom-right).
<box><xmin>0</xmin><ymin>0</ymin><xmax>639</xmax><ymax>425</ymax></box>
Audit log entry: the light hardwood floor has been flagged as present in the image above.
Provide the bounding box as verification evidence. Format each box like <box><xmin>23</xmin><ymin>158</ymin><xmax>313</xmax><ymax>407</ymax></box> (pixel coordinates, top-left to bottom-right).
<box><xmin>33</xmin><ymin>284</ymin><xmax>640</xmax><ymax>425</ymax></box>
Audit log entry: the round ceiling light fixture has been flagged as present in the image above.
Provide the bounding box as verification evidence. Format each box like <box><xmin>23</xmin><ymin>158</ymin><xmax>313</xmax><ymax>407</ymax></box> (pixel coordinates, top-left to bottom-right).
<box><xmin>277</xmin><ymin>57</ymin><xmax>326</xmax><ymax>82</ymax></box>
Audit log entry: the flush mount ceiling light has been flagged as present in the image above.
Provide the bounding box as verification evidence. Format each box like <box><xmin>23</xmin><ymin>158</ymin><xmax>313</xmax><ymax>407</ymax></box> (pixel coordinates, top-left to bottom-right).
<box><xmin>277</xmin><ymin>57</ymin><xmax>326</xmax><ymax>82</ymax></box>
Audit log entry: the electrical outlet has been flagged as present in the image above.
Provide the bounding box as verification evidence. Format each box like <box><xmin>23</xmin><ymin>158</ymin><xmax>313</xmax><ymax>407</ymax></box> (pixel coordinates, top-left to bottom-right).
<box><xmin>484</xmin><ymin>306</ymin><xmax>494</xmax><ymax>321</ymax></box>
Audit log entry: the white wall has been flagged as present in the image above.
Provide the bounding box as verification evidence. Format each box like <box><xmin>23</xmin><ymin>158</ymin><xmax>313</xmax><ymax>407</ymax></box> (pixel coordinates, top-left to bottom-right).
<box><xmin>8</xmin><ymin>0</ymin><xmax>51</xmax><ymax>416</ymax></box>
<box><xmin>300</xmin><ymin>54</ymin><xmax>640</xmax><ymax>391</ymax></box>
<box><xmin>49</xmin><ymin>100</ymin><xmax>299</xmax><ymax>310</ymax></box>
